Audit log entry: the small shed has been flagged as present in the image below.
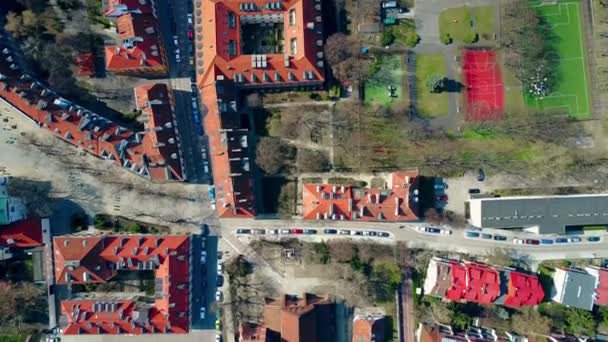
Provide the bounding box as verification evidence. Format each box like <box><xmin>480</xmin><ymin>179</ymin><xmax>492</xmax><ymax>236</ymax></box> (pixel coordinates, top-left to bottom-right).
<box><xmin>358</xmin><ymin>23</ymin><xmax>381</xmax><ymax>33</ymax></box>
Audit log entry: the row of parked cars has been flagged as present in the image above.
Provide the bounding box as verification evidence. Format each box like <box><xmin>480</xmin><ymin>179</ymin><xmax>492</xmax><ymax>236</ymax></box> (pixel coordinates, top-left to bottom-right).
<box><xmin>199</xmin><ymin>244</ymin><xmax>224</xmax><ymax>342</ymax></box>
<box><xmin>235</xmin><ymin>228</ymin><xmax>392</xmax><ymax>238</ymax></box>
<box><xmin>464</xmin><ymin>230</ymin><xmax>602</xmax><ymax>245</ymax></box>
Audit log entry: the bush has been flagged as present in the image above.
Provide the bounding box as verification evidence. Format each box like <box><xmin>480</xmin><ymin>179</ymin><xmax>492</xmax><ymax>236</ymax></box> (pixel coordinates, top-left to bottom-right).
<box><xmin>462</xmin><ymin>32</ymin><xmax>478</xmax><ymax>44</ymax></box>
<box><xmin>381</xmin><ymin>31</ymin><xmax>395</xmax><ymax>46</ymax></box>
<box><xmin>440</xmin><ymin>32</ymin><xmax>453</xmax><ymax>45</ymax></box>
<box><xmin>403</xmin><ymin>31</ymin><xmax>420</xmax><ymax>47</ymax></box>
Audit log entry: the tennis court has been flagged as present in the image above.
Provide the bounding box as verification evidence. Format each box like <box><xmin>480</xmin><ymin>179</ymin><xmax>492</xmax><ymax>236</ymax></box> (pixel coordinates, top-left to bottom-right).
<box><xmin>462</xmin><ymin>49</ymin><xmax>505</xmax><ymax>121</ymax></box>
<box><xmin>526</xmin><ymin>1</ymin><xmax>591</xmax><ymax>118</ymax></box>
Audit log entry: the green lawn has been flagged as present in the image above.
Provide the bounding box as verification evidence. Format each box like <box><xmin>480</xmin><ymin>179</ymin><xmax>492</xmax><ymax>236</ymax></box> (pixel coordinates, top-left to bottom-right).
<box><xmin>416</xmin><ymin>54</ymin><xmax>449</xmax><ymax>117</ymax></box>
<box><xmin>386</xmin><ymin>19</ymin><xmax>419</xmax><ymax>47</ymax></box>
<box><xmin>525</xmin><ymin>1</ymin><xmax>591</xmax><ymax>118</ymax></box>
<box><xmin>365</xmin><ymin>54</ymin><xmax>405</xmax><ymax>106</ymax></box>
<box><xmin>501</xmin><ymin>52</ymin><xmax>526</xmax><ymax>114</ymax></box>
<box><xmin>439</xmin><ymin>6</ymin><xmax>495</xmax><ymax>42</ymax></box>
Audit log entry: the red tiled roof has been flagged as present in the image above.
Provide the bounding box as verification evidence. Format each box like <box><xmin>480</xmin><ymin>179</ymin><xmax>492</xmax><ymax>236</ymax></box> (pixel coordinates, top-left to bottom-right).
<box><xmin>0</xmin><ymin>218</ymin><xmax>43</xmax><ymax>248</ymax></box>
<box><xmin>54</xmin><ymin>235</ymin><xmax>190</xmax><ymax>335</ymax></box>
<box><xmin>429</xmin><ymin>258</ymin><xmax>541</xmax><ymax>308</ymax></box>
<box><xmin>504</xmin><ymin>271</ymin><xmax>544</xmax><ymax>308</ymax></box>
<box><xmin>0</xmin><ymin>54</ymin><xmax>183</xmax><ymax>182</ymax></box>
<box><xmin>76</xmin><ymin>53</ymin><xmax>95</xmax><ymax>77</ymax></box>
<box><xmin>594</xmin><ymin>268</ymin><xmax>608</xmax><ymax>306</ymax></box>
<box><xmin>302</xmin><ymin>172</ymin><xmax>419</xmax><ymax>221</ymax></box>
<box><xmin>105</xmin><ymin>13</ymin><xmax>166</xmax><ymax>73</ymax></box>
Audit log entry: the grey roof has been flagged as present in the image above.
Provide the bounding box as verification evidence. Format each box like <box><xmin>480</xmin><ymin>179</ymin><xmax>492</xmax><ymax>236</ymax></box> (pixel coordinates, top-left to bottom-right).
<box><xmin>471</xmin><ymin>194</ymin><xmax>608</xmax><ymax>234</ymax></box>
<box><xmin>557</xmin><ymin>268</ymin><xmax>596</xmax><ymax>311</ymax></box>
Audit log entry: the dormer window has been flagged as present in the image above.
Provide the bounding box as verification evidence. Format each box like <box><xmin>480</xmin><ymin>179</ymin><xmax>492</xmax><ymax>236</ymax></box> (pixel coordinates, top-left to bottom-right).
<box><xmin>289</xmin><ymin>9</ymin><xmax>296</xmax><ymax>26</ymax></box>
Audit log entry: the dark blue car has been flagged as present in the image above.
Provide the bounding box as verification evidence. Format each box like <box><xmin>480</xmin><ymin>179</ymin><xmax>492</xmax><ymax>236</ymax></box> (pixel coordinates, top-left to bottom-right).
<box><xmin>556</xmin><ymin>238</ymin><xmax>568</xmax><ymax>244</ymax></box>
<box><xmin>540</xmin><ymin>239</ymin><xmax>554</xmax><ymax>245</ymax></box>
<box><xmin>323</xmin><ymin>229</ymin><xmax>337</xmax><ymax>234</ymax></box>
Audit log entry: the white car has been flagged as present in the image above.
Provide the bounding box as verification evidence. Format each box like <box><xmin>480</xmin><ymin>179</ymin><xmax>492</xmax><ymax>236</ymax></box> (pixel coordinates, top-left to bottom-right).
<box><xmin>200</xmin><ymin>306</ymin><xmax>206</xmax><ymax>319</ymax></box>
<box><xmin>251</xmin><ymin>229</ymin><xmax>265</xmax><ymax>235</ymax></box>
<box><xmin>279</xmin><ymin>229</ymin><xmax>291</xmax><ymax>235</ymax></box>
<box><xmin>513</xmin><ymin>238</ymin><xmax>524</xmax><ymax>244</ymax></box>
<box><xmin>217</xmin><ymin>262</ymin><xmax>223</xmax><ymax>274</ymax></box>
<box><xmin>216</xmin><ymin>334</ymin><xmax>222</xmax><ymax>342</ymax></box>
<box><xmin>187</xmin><ymin>13</ymin><xmax>193</xmax><ymax>25</ymax></box>
<box><xmin>175</xmin><ymin>52</ymin><xmax>181</xmax><ymax>63</ymax></box>
<box><xmin>173</xmin><ymin>35</ymin><xmax>178</xmax><ymax>46</ymax></box>
<box><xmin>216</xmin><ymin>290</ymin><xmax>223</xmax><ymax>302</ymax></box>
<box><xmin>200</xmin><ymin>251</ymin><xmax>207</xmax><ymax>264</ymax></box>
<box><xmin>362</xmin><ymin>231</ymin><xmax>370</xmax><ymax>236</ymax></box>
<box><xmin>338</xmin><ymin>230</ymin><xmax>350</xmax><ymax>235</ymax></box>
<box><xmin>267</xmin><ymin>229</ymin><xmax>279</xmax><ymax>235</ymax></box>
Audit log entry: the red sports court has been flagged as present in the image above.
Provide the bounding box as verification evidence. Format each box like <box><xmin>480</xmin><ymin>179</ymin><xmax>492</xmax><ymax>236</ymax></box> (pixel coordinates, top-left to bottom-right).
<box><xmin>462</xmin><ymin>49</ymin><xmax>505</xmax><ymax>121</ymax></box>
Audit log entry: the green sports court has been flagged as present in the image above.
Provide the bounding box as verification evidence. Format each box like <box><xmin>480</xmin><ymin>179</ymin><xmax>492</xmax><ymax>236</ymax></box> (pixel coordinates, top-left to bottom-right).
<box><xmin>526</xmin><ymin>1</ymin><xmax>591</xmax><ymax>118</ymax></box>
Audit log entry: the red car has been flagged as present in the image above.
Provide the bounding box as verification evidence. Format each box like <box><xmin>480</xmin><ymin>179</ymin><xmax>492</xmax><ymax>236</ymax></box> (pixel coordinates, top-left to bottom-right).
<box><xmin>291</xmin><ymin>229</ymin><xmax>303</xmax><ymax>234</ymax></box>
<box><xmin>188</xmin><ymin>31</ymin><xmax>193</xmax><ymax>40</ymax></box>
<box><xmin>525</xmin><ymin>239</ymin><xmax>540</xmax><ymax>245</ymax></box>
<box><xmin>436</xmin><ymin>194</ymin><xmax>448</xmax><ymax>202</ymax></box>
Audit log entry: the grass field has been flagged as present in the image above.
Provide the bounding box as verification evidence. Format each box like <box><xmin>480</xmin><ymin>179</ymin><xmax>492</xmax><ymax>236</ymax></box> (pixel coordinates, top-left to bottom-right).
<box><xmin>416</xmin><ymin>54</ymin><xmax>449</xmax><ymax>117</ymax></box>
<box><xmin>526</xmin><ymin>1</ymin><xmax>591</xmax><ymax>118</ymax></box>
<box><xmin>365</xmin><ymin>54</ymin><xmax>406</xmax><ymax>106</ymax></box>
<box><xmin>500</xmin><ymin>52</ymin><xmax>526</xmax><ymax>114</ymax></box>
<box><xmin>439</xmin><ymin>6</ymin><xmax>495</xmax><ymax>42</ymax></box>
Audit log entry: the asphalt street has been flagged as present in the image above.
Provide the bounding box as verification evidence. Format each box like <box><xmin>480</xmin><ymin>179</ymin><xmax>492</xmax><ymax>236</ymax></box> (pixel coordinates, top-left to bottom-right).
<box><xmin>156</xmin><ymin>0</ymin><xmax>210</xmax><ymax>184</ymax></box>
<box><xmin>220</xmin><ymin>218</ymin><xmax>608</xmax><ymax>263</ymax></box>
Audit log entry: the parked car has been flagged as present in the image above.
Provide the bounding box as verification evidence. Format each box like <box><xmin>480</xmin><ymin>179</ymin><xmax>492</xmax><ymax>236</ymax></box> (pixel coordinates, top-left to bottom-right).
<box><xmin>418</xmin><ymin>226</ymin><xmax>451</xmax><ymax>235</ymax></box>
<box><xmin>493</xmin><ymin>235</ymin><xmax>507</xmax><ymax>241</ymax></box>
<box><xmin>251</xmin><ymin>229</ymin><xmax>265</xmax><ymax>235</ymax></box>
<box><xmin>436</xmin><ymin>194</ymin><xmax>448</xmax><ymax>202</ymax></box>
<box><xmin>540</xmin><ymin>239</ymin><xmax>554</xmax><ymax>245</ymax></box>
<box><xmin>368</xmin><ymin>231</ymin><xmax>378</xmax><ymax>236</ymax></box>
<box><xmin>378</xmin><ymin>232</ymin><xmax>390</xmax><ymax>238</ymax></box>
<box><xmin>323</xmin><ymin>229</ymin><xmax>337</xmax><ymax>234</ymax></box>
<box><xmin>215</xmin><ymin>319</ymin><xmax>221</xmax><ymax>330</ymax></box>
<box><xmin>200</xmin><ymin>307</ymin><xmax>206</xmax><ymax>319</ymax></box>
<box><xmin>200</xmin><ymin>251</ymin><xmax>206</xmax><ymax>264</ymax></box>
<box><xmin>279</xmin><ymin>229</ymin><xmax>291</xmax><ymax>235</ymax></box>
<box><xmin>216</xmin><ymin>291</ymin><xmax>223</xmax><ymax>302</ymax></box>
<box><xmin>175</xmin><ymin>52</ymin><xmax>181</xmax><ymax>63</ymax></box>
<box><xmin>477</xmin><ymin>168</ymin><xmax>486</xmax><ymax>181</ymax></box>
<box><xmin>568</xmin><ymin>236</ymin><xmax>582</xmax><ymax>243</ymax></box>
<box><xmin>480</xmin><ymin>233</ymin><xmax>493</xmax><ymax>240</ymax></box>
<box><xmin>588</xmin><ymin>236</ymin><xmax>602</xmax><ymax>242</ymax></box>
<box><xmin>525</xmin><ymin>239</ymin><xmax>540</xmax><ymax>245</ymax></box>
<box><xmin>236</xmin><ymin>228</ymin><xmax>251</xmax><ymax>235</ymax></box>
<box><xmin>338</xmin><ymin>230</ymin><xmax>350</xmax><ymax>235</ymax></box>
<box><xmin>468</xmin><ymin>188</ymin><xmax>481</xmax><ymax>194</ymax></box>
<box><xmin>303</xmin><ymin>229</ymin><xmax>317</xmax><ymax>235</ymax></box>
<box><xmin>266</xmin><ymin>229</ymin><xmax>279</xmax><ymax>235</ymax></box>
<box><xmin>201</xmin><ymin>237</ymin><xmax>206</xmax><ymax>248</ymax></box>
<box><xmin>216</xmin><ymin>275</ymin><xmax>224</xmax><ymax>287</ymax></box>
<box><xmin>217</xmin><ymin>262</ymin><xmax>223</xmax><ymax>274</ymax></box>
<box><xmin>216</xmin><ymin>334</ymin><xmax>222</xmax><ymax>342</ymax></box>
<box><xmin>351</xmin><ymin>231</ymin><xmax>363</xmax><ymax>236</ymax></box>
<box><xmin>173</xmin><ymin>35</ymin><xmax>178</xmax><ymax>46</ymax></box>
<box><xmin>188</xmin><ymin>30</ymin><xmax>193</xmax><ymax>40</ymax></box>
<box><xmin>512</xmin><ymin>238</ymin><xmax>524</xmax><ymax>244</ymax></box>
<box><xmin>465</xmin><ymin>231</ymin><xmax>480</xmax><ymax>238</ymax></box>
<box><xmin>556</xmin><ymin>237</ymin><xmax>568</xmax><ymax>244</ymax></box>
<box><xmin>434</xmin><ymin>183</ymin><xmax>447</xmax><ymax>190</ymax></box>
<box><xmin>291</xmin><ymin>229</ymin><xmax>303</xmax><ymax>234</ymax></box>
<box><xmin>187</xmin><ymin>13</ymin><xmax>193</xmax><ymax>25</ymax></box>
<box><xmin>381</xmin><ymin>1</ymin><xmax>397</xmax><ymax>8</ymax></box>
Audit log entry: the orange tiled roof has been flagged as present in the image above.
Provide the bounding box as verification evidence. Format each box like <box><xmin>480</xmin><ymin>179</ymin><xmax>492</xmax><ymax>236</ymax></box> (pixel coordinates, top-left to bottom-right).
<box><xmin>302</xmin><ymin>172</ymin><xmax>420</xmax><ymax>221</ymax></box>
<box><xmin>196</xmin><ymin>0</ymin><xmax>327</xmax><ymax>218</ymax></box>
<box><xmin>105</xmin><ymin>13</ymin><xmax>166</xmax><ymax>72</ymax></box>
<box><xmin>0</xmin><ymin>51</ymin><xmax>183</xmax><ymax>182</ymax></box>
<box><xmin>54</xmin><ymin>235</ymin><xmax>190</xmax><ymax>335</ymax></box>
<box><xmin>0</xmin><ymin>218</ymin><xmax>43</xmax><ymax>248</ymax></box>
<box><xmin>353</xmin><ymin>315</ymin><xmax>385</xmax><ymax>342</ymax></box>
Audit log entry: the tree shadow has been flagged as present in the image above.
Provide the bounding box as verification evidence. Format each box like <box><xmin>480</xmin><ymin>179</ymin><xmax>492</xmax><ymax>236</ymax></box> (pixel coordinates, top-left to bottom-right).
<box><xmin>444</xmin><ymin>79</ymin><xmax>464</xmax><ymax>93</ymax></box>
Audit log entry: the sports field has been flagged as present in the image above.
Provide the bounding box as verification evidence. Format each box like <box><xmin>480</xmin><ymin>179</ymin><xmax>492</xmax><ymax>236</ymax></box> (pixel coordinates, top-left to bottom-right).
<box><xmin>463</xmin><ymin>49</ymin><xmax>505</xmax><ymax>121</ymax></box>
<box><xmin>526</xmin><ymin>1</ymin><xmax>591</xmax><ymax>118</ymax></box>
